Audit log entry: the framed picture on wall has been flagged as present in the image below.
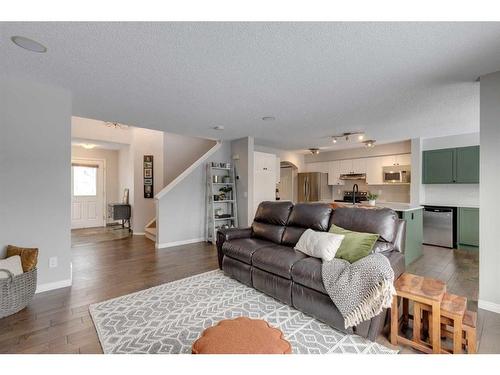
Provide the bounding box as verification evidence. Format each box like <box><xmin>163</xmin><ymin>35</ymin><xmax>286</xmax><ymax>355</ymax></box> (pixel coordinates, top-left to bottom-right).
<box><xmin>143</xmin><ymin>155</ymin><xmax>154</xmax><ymax>198</ymax></box>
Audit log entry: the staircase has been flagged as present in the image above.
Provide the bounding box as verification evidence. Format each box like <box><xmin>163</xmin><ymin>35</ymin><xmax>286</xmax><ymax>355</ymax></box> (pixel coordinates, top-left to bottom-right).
<box><xmin>144</xmin><ymin>218</ymin><xmax>156</xmax><ymax>242</ymax></box>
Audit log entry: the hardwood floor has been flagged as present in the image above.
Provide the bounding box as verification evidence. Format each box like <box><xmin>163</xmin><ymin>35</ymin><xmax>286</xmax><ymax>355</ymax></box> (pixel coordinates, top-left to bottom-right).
<box><xmin>1</xmin><ymin>231</ymin><xmax>499</xmax><ymax>354</ymax></box>
<box><xmin>0</xmin><ymin>234</ymin><xmax>218</xmax><ymax>354</ymax></box>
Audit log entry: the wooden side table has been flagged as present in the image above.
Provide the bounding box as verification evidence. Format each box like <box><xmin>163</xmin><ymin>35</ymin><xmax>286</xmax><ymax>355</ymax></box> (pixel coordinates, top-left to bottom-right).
<box><xmin>415</xmin><ymin>293</ymin><xmax>467</xmax><ymax>354</ymax></box>
<box><xmin>391</xmin><ymin>273</ymin><xmax>446</xmax><ymax>354</ymax></box>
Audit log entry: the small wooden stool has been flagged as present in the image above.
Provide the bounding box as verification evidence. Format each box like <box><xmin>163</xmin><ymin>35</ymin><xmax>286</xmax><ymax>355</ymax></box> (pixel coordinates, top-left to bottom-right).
<box><xmin>414</xmin><ymin>293</ymin><xmax>467</xmax><ymax>353</ymax></box>
<box><xmin>391</xmin><ymin>273</ymin><xmax>446</xmax><ymax>354</ymax></box>
<box><xmin>424</xmin><ymin>309</ymin><xmax>477</xmax><ymax>354</ymax></box>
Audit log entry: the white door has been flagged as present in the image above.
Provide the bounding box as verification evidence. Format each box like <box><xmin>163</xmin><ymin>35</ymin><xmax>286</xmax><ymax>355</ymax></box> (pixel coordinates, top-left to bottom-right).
<box><xmin>253</xmin><ymin>152</ymin><xmax>277</xmax><ymax>218</ymax></box>
<box><xmin>71</xmin><ymin>159</ymin><xmax>105</xmax><ymax>229</ymax></box>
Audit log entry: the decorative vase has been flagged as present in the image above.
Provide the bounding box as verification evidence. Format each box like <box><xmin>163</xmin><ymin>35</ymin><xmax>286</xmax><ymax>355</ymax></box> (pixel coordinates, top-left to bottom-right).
<box><xmin>368</xmin><ymin>200</ymin><xmax>376</xmax><ymax>206</ymax></box>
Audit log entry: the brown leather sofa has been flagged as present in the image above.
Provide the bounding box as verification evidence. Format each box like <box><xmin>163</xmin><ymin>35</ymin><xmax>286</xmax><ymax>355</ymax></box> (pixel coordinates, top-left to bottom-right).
<box><xmin>216</xmin><ymin>201</ymin><xmax>406</xmax><ymax>341</ymax></box>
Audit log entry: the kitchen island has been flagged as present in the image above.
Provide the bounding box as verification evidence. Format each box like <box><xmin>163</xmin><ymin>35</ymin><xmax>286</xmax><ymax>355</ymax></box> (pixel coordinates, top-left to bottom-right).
<box><xmin>330</xmin><ymin>201</ymin><xmax>423</xmax><ymax>265</ymax></box>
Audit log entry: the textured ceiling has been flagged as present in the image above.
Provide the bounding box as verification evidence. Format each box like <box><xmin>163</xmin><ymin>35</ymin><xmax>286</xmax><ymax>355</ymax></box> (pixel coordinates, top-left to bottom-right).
<box><xmin>2</xmin><ymin>22</ymin><xmax>499</xmax><ymax>150</ymax></box>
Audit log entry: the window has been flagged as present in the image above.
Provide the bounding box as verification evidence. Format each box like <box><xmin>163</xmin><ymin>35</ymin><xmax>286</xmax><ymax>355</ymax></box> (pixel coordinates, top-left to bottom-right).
<box><xmin>73</xmin><ymin>165</ymin><xmax>97</xmax><ymax>196</ymax></box>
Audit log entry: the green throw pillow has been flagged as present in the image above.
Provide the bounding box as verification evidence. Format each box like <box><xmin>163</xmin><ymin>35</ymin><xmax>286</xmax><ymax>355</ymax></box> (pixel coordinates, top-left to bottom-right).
<box><xmin>329</xmin><ymin>224</ymin><xmax>379</xmax><ymax>263</ymax></box>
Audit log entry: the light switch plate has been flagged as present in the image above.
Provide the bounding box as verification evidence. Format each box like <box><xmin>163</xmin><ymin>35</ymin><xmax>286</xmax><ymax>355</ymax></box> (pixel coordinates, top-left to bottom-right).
<box><xmin>49</xmin><ymin>257</ymin><xmax>58</xmax><ymax>268</ymax></box>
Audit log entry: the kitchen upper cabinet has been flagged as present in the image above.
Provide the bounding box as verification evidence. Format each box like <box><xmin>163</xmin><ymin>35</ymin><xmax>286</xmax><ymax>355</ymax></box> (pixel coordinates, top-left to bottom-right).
<box><xmin>455</xmin><ymin>146</ymin><xmax>480</xmax><ymax>183</ymax></box>
<box><xmin>352</xmin><ymin>158</ymin><xmax>366</xmax><ymax>174</ymax></box>
<box><xmin>339</xmin><ymin>158</ymin><xmax>366</xmax><ymax>174</ymax></box>
<box><xmin>365</xmin><ymin>156</ymin><xmax>385</xmax><ymax>185</ymax></box>
<box><xmin>422</xmin><ymin>148</ymin><xmax>455</xmax><ymax>184</ymax></box>
<box><xmin>327</xmin><ymin>160</ymin><xmax>344</xmax><ymax>185</ymax></box>
<box><xmin>395</xmin><ymin>154</ymin><xmax>411</xmax><ymax>166</ymax></box>
<box><xmin>422</xmin><ymin>146</ymin><xmax>479</xmax><ymax>184</ymax></box>
<box><xmin>306</xmin><ymin>161</ymin><xmax>329</xmax><ymax>174</ymax></box>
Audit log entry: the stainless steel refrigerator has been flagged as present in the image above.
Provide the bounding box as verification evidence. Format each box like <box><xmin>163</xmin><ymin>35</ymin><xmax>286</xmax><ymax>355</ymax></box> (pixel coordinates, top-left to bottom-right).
<box><xmin>297</xmin><ymin>172</ymin><xmax>330</xmax><ymax>202</ymax></box>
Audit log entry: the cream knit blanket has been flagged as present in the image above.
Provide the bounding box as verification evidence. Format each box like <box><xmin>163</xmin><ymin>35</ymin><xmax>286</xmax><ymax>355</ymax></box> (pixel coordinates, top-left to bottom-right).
<box><xmin>321</xmin><ymin>253</ymin><xmax>395</xmax><ymax>329</ymax></box>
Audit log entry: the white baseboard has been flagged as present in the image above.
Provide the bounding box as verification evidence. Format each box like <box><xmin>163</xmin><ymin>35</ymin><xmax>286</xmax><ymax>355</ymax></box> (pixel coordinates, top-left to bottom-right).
<box><xmin>36</xmin><ymin>278</ymin><xmax>72</xmax><ymax>294</ymax></box>
<box><xmin>156</xmin><ymin>237</ymin><xmax>205</xmax><ymax>249</ymax></box>
<box><xmin>478</xmin><ymin>299</ymin><xmax>500</xmax><ymax>314</ymax></box>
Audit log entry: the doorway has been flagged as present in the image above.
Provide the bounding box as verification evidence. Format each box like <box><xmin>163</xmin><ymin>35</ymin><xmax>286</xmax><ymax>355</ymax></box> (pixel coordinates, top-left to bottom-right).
<box><xmin>71</xmin><ymin>158</ymin><xmax>106</xmax><ymax>229</ymax></box>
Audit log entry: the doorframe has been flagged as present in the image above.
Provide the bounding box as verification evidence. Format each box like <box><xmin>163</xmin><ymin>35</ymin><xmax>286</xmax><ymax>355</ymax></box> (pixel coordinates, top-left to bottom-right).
<box><xmin>71</xmin><ymin>157</ymin><xmax>107</xmax><ymax>228</ymax></box>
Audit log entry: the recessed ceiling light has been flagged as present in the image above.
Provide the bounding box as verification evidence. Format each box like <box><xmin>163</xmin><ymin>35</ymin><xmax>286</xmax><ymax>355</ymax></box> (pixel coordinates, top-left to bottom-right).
<box><xmin>262</xmin><ymin>116</ymin><xmax>276</xmax><ymax>121</ymax></box>
<box><xmin>332</xmin><ymin>137</ymin><xmax>337</xmax><ymax>144</ymax></box>
<box><xmin>81</xmin><ymin>143</ymin><xmax>97</xmax><ymax>150</ymax></box>
<box><xmin>308</xmin><ymin>148</ymin><xmax>320</xmax><ymax>155</ymax></box>
<box><xmin>213</xmin><ymin>126</ymin><xmax>225</xmax><ymax>131</ymax></box>
<box><xmin>358</xmin><ymin>134</ymin><xmax>364</xmax><ymax>141</ymax></box>
<box><xmin>11</xmin><ymin>36</ymin><xmax>47</xmax><ymax>53</ymax></box>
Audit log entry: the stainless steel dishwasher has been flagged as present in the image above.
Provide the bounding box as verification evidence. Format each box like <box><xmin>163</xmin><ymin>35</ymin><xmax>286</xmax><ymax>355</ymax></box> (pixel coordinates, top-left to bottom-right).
<box><xmin>423</xmin><ymin>206</ymin><xmax>455</xmax><ymax>248</ymax></box>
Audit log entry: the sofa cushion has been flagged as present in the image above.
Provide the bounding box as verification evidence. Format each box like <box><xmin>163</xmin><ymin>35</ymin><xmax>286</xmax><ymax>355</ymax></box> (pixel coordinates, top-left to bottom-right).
<box><xmin>330</xmin><ymin>224</ymin><xmax>379</xmax><ymax>263</ymax></box>
<box><xmin>222</xmin><ymin>238</ymin><xmax>272</xmax><ymax>264</ymax></box>
<box><xmin>252</xmin><ymin>245</ymin><xmax>307</xmax><ymax>279</ymax></box>
<box><xmin>294</xmin><ymin>229</ymin><xmax>344</xmax><ymax>261</ymax></box>
<box><xmin>287</xmin><ymin>203</ymin><xmax>333</xmax><ymax>231</ymax></box>
<box><xmin>290</xmin><ymin>257</ymin><xmax>327</xmax><ymax>294</ymax></box>
<box><xmin>330</xmin><ymin>207</ymin><xmax>398</xmax><ymax>243</ymax></box>
<box><xmin>372</xmin><ymin>241</ymin><xmax>395</xmax><ymax>254</ymax></box>
<box><xmin>254</xmin><ymin>201</ymin><xmax>293</xmax><ymax>226</ymax></box>
<box><xmin>252</xmin><ymin>222</ymin><xmax>285</xmax><ymax>244</ymax></box>
<box><xmin>282</xmin><ymin>203</ymin><xmax>333</xmax><ymax>247</ymax></box>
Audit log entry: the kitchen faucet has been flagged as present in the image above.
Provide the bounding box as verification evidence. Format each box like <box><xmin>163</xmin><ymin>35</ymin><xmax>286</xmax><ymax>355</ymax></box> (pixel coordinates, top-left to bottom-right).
<box><xmin>352</xmin><ymin>184</ymin><xmax>358</xmax><ymax>205</ymax></box>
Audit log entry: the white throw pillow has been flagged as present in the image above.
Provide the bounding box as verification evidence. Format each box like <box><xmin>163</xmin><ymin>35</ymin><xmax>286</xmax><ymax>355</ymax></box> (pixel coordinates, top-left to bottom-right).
<box><xmin>0</xmin><ymin>255</ymin><xmax>24</xmax><ymax>279</ymax></box>
<box><xmin>294</xmin><ymin>229</ymin><xmax>345</xmax><ymax>261</ymax></box>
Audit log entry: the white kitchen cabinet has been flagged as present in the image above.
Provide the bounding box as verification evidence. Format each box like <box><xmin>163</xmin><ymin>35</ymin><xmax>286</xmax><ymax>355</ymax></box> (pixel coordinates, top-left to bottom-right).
<box><xmin>382</xmin><ymin>153</ymin><xmax>411</xmax><ymax>167</ymax></box>
<box><xmin>366</xmin><ymin>156</ymin><xmax>385</xmax><ymax>185</ymax></box>
<box><xmin>327</xmin><ymin>160</ymin><xmax>344</xmax><ymax>185</ymax></box>
<box><xmin>395</xmin><ymin>154</ymin><xmax>411</xmax><ymax>166</ymax></box>
<box><xmin>339</xmin><ymin>158</ymin><xmax>366</xmax><ymax>174</ymax></box>
<box><xmin>352</xmin><ymin>158</ymin><xmax>366</xmax><ymax>174</ymax></box>
<box><xmin>339</xmin><ymin>159</ymin><xmax>353</xmax><ymax>174</ymax></box>
<box><xmin>306</xmin><ymin>161</ymin><xmax>329</xmax><ymax>174</ymax></box>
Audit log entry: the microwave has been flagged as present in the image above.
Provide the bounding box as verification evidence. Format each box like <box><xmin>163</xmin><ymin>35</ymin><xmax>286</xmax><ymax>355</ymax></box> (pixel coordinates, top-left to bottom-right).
<box><xmin>382</xmin><ymin>165</ymin><xmax>411</xmax><ymax>183</ymax></box>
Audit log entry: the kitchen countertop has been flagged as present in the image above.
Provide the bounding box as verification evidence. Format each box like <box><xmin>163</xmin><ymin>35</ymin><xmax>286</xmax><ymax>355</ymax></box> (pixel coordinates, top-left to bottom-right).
<box><xmin>421</xmin><ymin>202</ymin><xmax>480</xmax><ymax>209</ymax></box>
<box><xmin>328</xmin><ymin>201</ymin><xmax>423</xmax><ymax>212</ymax></box>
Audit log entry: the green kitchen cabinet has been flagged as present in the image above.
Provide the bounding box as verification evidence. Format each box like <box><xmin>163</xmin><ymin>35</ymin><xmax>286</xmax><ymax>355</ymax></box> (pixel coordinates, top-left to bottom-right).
<box><xmin>455</xmin><ymin>146</ymin><xmax>480</xmax><ymax>183</ymax></box>
<box><xmin>398</xmin><ymin>208</ymin><xmax>423</xmax><ymax>265</ymax></box>
<box><xmin>458</xmin><ymin>207</ymin><xmax>479</xmax><ymax>247</ymax></box>
<box><xmin>422</xmin><ymin>148</ymin><xmax>455</xmax><ymax>184</ymax></box>
<box><xmin>422</xmin><ymin>146</ymin><xmax>479</xmax><ymax>184</ymax></box>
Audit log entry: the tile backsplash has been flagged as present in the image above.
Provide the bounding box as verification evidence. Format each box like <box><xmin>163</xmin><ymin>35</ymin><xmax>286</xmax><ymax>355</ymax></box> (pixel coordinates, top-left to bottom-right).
<box><xmin>332</xmin><ymin>181</ymin><xmax>410</xmax><ymax>203</ymax></box>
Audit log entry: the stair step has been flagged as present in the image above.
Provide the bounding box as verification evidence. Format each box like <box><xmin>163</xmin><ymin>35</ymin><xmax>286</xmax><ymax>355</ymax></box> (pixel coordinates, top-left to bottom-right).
<box><xmin>145</xmin><ymin>227</ymin><xmax>156</xmax><ymax>235</ymax></box>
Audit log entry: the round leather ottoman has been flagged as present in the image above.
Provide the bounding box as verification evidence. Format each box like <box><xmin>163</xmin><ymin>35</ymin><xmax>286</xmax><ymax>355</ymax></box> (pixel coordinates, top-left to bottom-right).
<box><xmin>192</xmin><ymin>317</ymin><xmax>292</xmax><ymax>354</ymax></box>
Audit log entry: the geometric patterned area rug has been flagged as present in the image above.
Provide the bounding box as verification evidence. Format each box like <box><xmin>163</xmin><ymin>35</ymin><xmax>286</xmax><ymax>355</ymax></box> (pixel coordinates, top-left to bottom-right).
<box><xmin>89</xmin><ymin>270</ymin><xmax>397</xmax><ymax>354</ymax></box>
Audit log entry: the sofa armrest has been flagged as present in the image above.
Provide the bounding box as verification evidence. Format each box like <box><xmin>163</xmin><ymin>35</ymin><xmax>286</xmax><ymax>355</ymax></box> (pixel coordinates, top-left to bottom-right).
<box><xmin>216</xmin><ymin>227</ymin><xmax>252</xmax><ymax>269</ymax></box>
<box><xmin>393</xmin><ymin>219</ymin><xmax>406</xmax><ymax>253</ymax></box>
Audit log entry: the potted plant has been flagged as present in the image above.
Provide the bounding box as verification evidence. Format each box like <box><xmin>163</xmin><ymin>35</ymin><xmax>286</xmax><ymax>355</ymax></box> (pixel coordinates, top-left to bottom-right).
<box><xmin>367</xmin><ymin>192</ymin><xmax>378</xmax><ymax>206</ymax></box>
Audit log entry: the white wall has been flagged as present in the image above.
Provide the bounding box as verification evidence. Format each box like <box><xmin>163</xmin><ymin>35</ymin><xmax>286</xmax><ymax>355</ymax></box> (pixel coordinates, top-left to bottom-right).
<box><xmin>231</xmin><ymin>137</ymin><xmax>254</xmax><ymax>227</ymax></box>
<box><xmin>118</xmin><ymin>145</ymin><xmax>133</xmax><ymax>205</ymax></box>
<box><xmin>156</xmin><ymin>142</ymin><xmax>231</xmax><ymax>246</ymax></box>
<box><xmin>479</xmin><ymin>71</ymin><xmax>500</xmax><ymax>313</ymax></box>
<box><xmin>0</xmin><ymin>77</ymin><xmax>72</xmax><ymax>290</ymax></box>
<box><xmin>420</xmin><ymin>132</ymin><xmax>480</xmax><ymax>207</ymax></box>
<box><xmin>71</xmin><ymin>146</ymin><xmax>121</xmax><ymax>223</ymax></box>
<box><xmin>164</xmin><ymin>133</ymin><xmax>216</xmax><ymax>186</ymax></box>
<box><xmin>131</xmin><ymin>127</ymin><xmax>164</xmax><ymax>233</ymax></box>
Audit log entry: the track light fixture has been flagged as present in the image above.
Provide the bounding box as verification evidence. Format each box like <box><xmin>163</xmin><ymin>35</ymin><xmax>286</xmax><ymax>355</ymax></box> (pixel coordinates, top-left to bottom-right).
<box><xmin>308</xmin><ymin>148</ymin><xmax>320</xmax><ymax>155</ymax></box>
